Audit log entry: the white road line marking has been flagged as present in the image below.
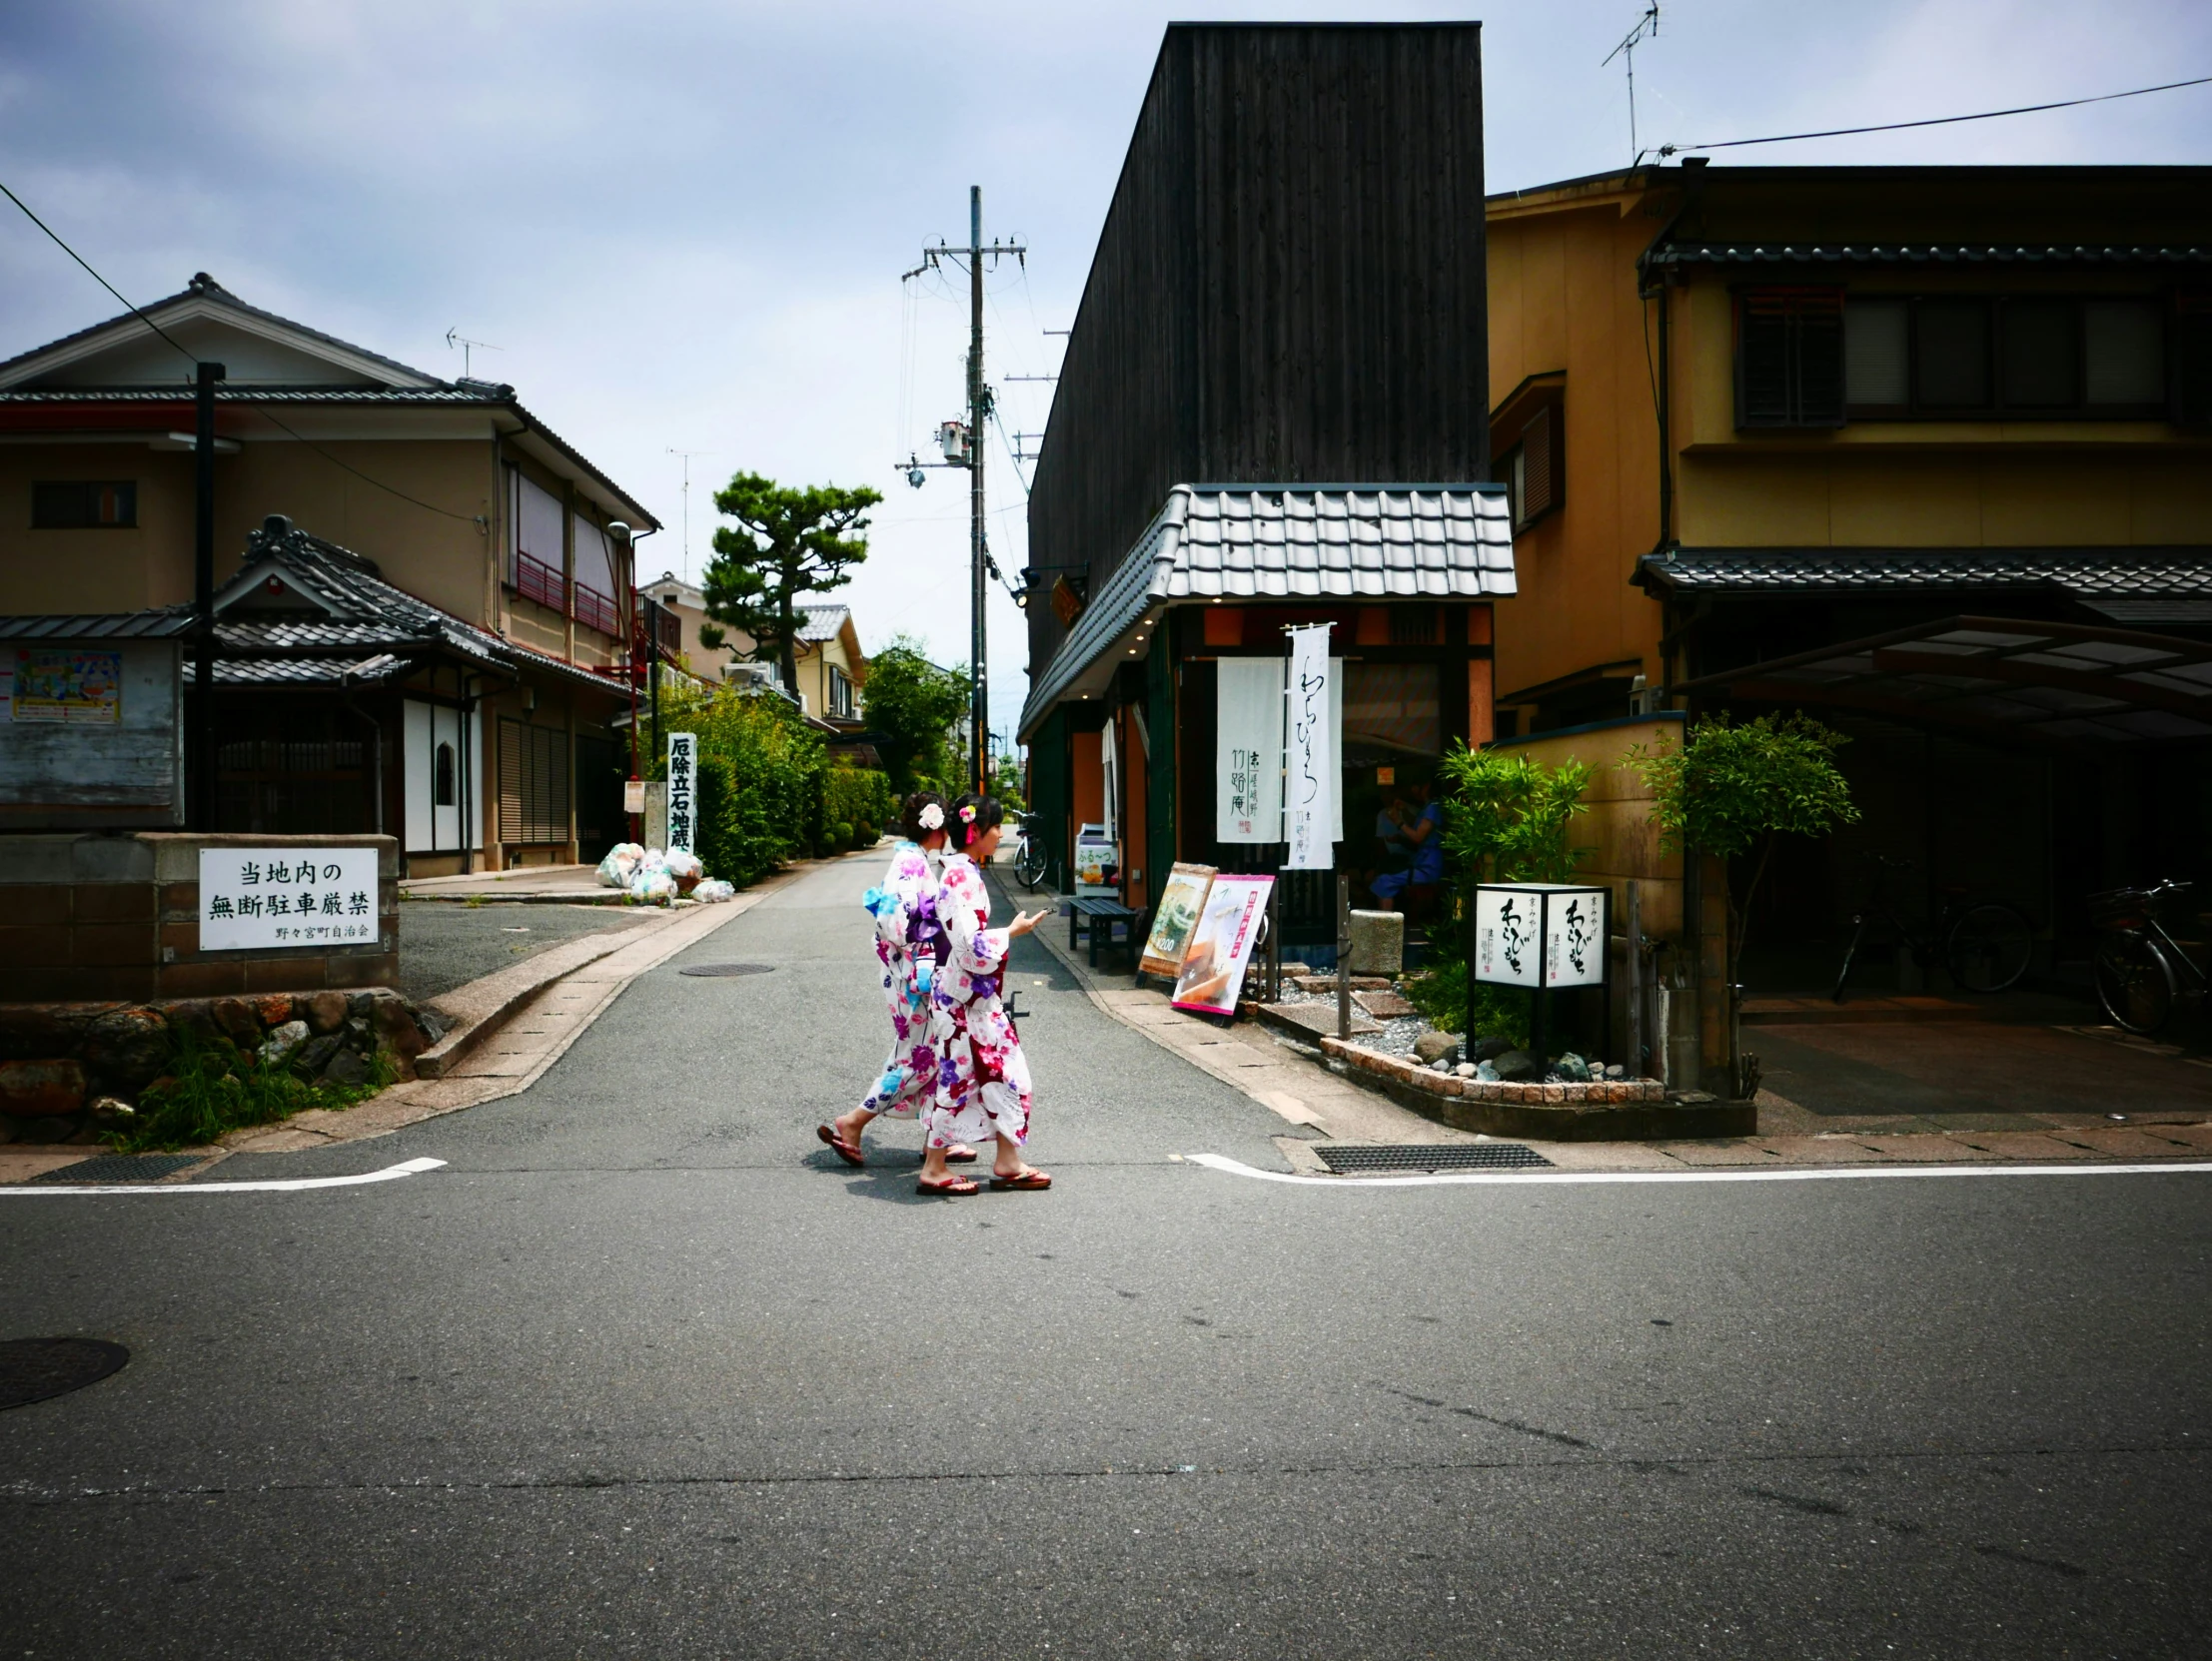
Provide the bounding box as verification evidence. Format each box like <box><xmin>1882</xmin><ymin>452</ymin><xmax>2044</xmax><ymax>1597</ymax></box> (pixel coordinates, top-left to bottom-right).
<box><xmin>1186</xmin><ymin>1153</ymin><xmax>2212</xmax><ymax>1188</ymax></box>
<box><xmin>0</xmin><ymin>1157</ymin><xmax>448</xmax><ymax>1196</ymax></box>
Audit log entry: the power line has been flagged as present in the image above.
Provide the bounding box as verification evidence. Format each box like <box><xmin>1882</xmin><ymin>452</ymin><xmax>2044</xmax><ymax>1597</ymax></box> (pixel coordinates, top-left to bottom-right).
<box><xmin>0</xmin><ymin>177</ymin><xmax>195</xmax><ymax>363</ymax></box>
<box><xmin>1657</xmin><ymin>72</ymin><xmax>2212</xmax><ymax>158</ymax></box>
<box><xmin>1</xmin><ymin>174</ymin><xmax>488</xmax><ymax>528</ymax></box>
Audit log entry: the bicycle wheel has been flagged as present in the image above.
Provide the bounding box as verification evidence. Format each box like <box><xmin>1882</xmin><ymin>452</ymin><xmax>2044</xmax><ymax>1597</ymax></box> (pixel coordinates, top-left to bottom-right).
<box><xmin>2093</xmin><ymin>932</ymin><xmax>2177</xmax><ymax>1034</ymax></box>
<box><xmin>1945</xmin><ymin>903</ymin><xmax>2034</xmax><ymax>993</ymax></box>
<box><xmin>1015</xmin><ymin>842</ymin><xmax>1048</xmax><ymax>891</ymax></box>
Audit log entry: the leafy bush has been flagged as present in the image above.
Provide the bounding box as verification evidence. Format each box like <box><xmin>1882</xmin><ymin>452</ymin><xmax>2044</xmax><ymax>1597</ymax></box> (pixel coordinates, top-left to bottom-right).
<box><xmin>823</xmin><ymin>765</ymin><xmax>895</xmax><ymax>838</ymax></box>
<box><xmin>1629</xmin><ymin>712</ymin><xmax>1858</xmax><ymax>962</ymax></box>
<box><xmin>1404</xmin><ymin>743</ymin><xmax>1594</xmax><ymax>1045</ymax></box>
<box><xmin>863</xmin><ymin>638</ymin><xmax>970</xmax><ymax>794</ymax></box>
<box><xmin>656</xmin><ymin>682</ymin><xmax>828</xmax><ymax>883</ymax></box>
<box><xmin>114</xmin><ymin>1027</ymin><xmax>394</xmax><ymax>1153</ymax></box>
<box><xmin>831</xmin><ymin>820</ymin><xmax>854</xmax><ymax>849</ymax></box>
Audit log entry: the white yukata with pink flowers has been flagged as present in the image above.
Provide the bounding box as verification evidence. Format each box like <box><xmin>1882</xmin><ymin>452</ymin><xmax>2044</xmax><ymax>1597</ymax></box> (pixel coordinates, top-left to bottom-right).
<box><xmin>855</xmin><ymin>841</ymin><xmax>946</xmax><ymax>1120</ymax></box>
<box><xmin>925</xmin><ymin>851</ymin><xmax>1033</xmax><ymax>1150</ymax></box>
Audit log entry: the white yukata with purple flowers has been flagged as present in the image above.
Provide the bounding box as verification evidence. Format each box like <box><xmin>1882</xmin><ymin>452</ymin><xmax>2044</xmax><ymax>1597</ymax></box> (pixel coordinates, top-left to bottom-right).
<box><xmin>856</xmin><ymin>841</ymin><xmax>946</xmax><ymax>1120</ymax></box>
<box><xmin>925</xmin><ymin>851</ymin><xmax>1033</xmax><ymax>1150</ymax></box>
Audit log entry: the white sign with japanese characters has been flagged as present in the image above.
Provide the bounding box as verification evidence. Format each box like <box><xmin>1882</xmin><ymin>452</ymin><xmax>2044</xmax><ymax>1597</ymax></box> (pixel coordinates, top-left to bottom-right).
<box><xmin>198</xmin><ymin>848</ymin><xmax>380</xmax><ymax>953</ymax></box>
<box><xmin>665</xmin><ymin>732</ymin><xmax>697</xmax><ymax>856</ymax></box>
<box><xmin>1473</xmin><ymin>883</ymin><xmax>1610</xmax><ymax>990</ymax></box>
<box><xmin>1283</xmin><ymin>624</ymin><xmax>1335</xmax><ymax>870</ymax></box>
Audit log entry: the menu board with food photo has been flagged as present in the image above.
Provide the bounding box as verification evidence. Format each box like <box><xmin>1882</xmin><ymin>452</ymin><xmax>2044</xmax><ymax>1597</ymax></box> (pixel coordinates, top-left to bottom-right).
<box><xmin>1138</xmin><ymin>862</ymin><xmax>1216</xmax><ymax>980</ymax></box>
<box><xmin>1170</xmin><ymin>873</ymin><xmax>1274</xmax><ymax>1018</ymax></box>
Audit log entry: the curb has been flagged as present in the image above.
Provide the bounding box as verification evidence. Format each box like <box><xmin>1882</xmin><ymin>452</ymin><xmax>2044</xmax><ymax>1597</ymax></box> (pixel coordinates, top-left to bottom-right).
<box><xmin>413</xmin><ymin>915</ymin><xmax>666</xmax><ymax>1079</ymax></box>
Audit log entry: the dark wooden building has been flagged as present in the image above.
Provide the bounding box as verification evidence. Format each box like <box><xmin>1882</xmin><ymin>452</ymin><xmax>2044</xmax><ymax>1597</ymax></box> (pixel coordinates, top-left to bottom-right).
<box><xmin>1019</xmin><ymin>22</ymin><xmax>1512</xmax><ymax>934</ymax></box>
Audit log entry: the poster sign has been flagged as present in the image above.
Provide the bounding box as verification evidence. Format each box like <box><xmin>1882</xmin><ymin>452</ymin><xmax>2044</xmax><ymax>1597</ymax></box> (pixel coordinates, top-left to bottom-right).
<box><xmin>1140</xmin><ymin>862</ymin><xmax>1216</xmax><ymax>980</ymax></box>
<box><xmin>1215</xmin><ymin>658</ymin><xmax>1283</xmax><ymax>843</ymax></box>
<box><xmin>1543</xmin><ymin>887</ymin><xmax>1610</xmax><ymax>989</ymax></box>
<box><xmin>622</xmin><ymin>778</ymin><xmax>646</xmax><ymax>816</ymax></box>
<box><xmin>1171</xmin><ymin>873</ymin><xmax>1274</xmax><ymax>1017</ymax></box>
<box><xmin>199</xmin><ymin>847</ymin><xmax>380</xmax><ymax>953</ymax></box>
<box><xmin>9</xmin><ymin>648</ymin><xmax>122</xmax><ymax>723</ymax></box>
<box><xmin>1073</xmin><ymin>822</ymin><xmax>1116</xmax><ymax>894</ymax></box>
<box><xmin>1473</xmin><ymin>883</ymin><xmax>1610</xmax><ymax>990</ymax></box>
<box><xmin>1284</xmin><ymin>624</ymin><xmax>1334</xmax><ymax>869</ymax></box>
<box><xmin>665</xmin><ymin>732</ymin><xmax>697</xmax><ymax>855</ymax></box>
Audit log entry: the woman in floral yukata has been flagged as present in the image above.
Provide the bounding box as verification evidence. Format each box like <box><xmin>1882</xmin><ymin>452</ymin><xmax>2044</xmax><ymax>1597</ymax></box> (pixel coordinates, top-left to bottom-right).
<box><xmin>816</xmin><ymin>792</ymin><xmax>976</xmax><ymax>1168</ymax></box>
<box><xmin>916</xmin><ymin>793</ymin><xmax>1052</xmax><ymax>1197</ymax></box>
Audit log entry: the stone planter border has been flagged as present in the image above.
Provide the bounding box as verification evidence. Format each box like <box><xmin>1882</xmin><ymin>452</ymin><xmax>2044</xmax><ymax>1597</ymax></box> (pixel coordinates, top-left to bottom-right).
<box><xmin>1318</xmin><ymin>1035</ymin><xmax>1757</xmax><ymax>1142</ymax></box>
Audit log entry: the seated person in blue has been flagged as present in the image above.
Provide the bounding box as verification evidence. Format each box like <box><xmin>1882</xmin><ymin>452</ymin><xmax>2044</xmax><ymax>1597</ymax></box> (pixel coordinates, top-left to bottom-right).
<box><xmin>1371</xmin><ymin>778</ymin><xmax>1443</xmax><ymax>919</ymax></box>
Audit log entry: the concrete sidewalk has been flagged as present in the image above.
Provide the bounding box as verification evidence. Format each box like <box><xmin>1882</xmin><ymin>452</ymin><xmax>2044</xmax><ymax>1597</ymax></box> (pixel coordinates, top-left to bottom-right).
<box><xmin>1009</xmin><ymin>874</ymin><xmax>2212</xmax><ymax>1173</ymax></box>
<box><xmin>400</xmin><ymin>863</ymin><xmax>619</xmax><ymax>904</ymax></box>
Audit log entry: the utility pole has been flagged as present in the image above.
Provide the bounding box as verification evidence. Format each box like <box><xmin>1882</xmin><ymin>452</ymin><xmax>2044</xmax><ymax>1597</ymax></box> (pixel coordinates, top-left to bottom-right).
<box><xmin>906</xmin><ymin>189</ymin><xmax>1024</xmax><ymax>796</ymax></box>
<box><xmin>191</xmin><ymin>360</ymin><xmax>226</xmax><ymax>830</ymax></box>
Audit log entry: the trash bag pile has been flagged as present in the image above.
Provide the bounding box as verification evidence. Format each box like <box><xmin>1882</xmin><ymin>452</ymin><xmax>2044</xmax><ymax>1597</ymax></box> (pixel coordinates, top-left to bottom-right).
<box><xmin>592</xmin><ymin>843</ymin><xmax>729</xmax><ymax>906</ymax></box>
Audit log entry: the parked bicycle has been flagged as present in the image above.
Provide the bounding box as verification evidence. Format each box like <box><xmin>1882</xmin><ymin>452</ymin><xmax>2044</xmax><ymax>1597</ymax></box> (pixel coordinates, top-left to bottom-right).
<box><xmin>1012</xmin><ymin>811</ymin><xmax>1051</xmax><ymax>891</ymax></box>
<box><xmin>2089</xmin><ymin>879</ymin><xmax>2207</xmax><ymax>1035</ymax></box>
<box><xmin>1831</xmin><ymin>856</ymin><xmax>2035</xmax><ymax>1002</ymax></box>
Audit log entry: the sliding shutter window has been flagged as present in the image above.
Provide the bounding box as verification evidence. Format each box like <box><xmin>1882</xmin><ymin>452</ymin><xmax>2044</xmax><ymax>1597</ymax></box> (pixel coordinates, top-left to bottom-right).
<box><xmin>499</xmin><ymin>718</ymin><xmax>524</xmax><ymax>844</ymax></box>
<box><xmin>1735</xmin><ymin>288</ymin><xmax>1845</xmax><ymax>428</ymax></box>
<box><xmin>1519</xmin><ymin>406</ymin><xmax>1559</xmax><ymax>522</ymax></box>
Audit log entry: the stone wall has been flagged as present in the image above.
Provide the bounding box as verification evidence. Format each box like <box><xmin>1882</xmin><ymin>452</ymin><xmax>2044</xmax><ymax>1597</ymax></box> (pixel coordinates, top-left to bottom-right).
<box><xmin>0</xmin><ymin>832</ymin><xmax>398</xmax><ymax>1003</ymax></box>
<box><xmin>0</xmin><ymin>989</ymin><xmax>438</xmax><ymax>1147</ymax></box>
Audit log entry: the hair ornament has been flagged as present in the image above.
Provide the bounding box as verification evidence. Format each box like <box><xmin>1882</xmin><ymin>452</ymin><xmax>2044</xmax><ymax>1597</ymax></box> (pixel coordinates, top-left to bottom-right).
<box><xmin>958</xmin><ymin>803</ymin><xmax>977</xmax><ymax>823</ymax></box>
<box><xmin>918</xmin><ymin>803</ymin><xmax>944</xmax><ymax>830</ymax></box>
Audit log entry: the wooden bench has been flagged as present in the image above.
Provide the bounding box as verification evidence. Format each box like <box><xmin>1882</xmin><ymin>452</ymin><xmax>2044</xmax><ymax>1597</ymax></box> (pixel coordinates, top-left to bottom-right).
<box><xmin>1067</xmin><ymin>896</ymin><xmax>1143</xmax><ymax>970</ymax></box>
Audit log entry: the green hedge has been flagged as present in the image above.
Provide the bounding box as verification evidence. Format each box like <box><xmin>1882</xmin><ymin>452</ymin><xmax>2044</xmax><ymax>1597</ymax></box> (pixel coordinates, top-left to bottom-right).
<box><xmin>824</xmin><ymin>765</ymin><xmax>895</xmax><ymax>842</ymax></box>
<box><xmin>651</xmin><ymin>686</ymin><xmax>897</xmax><ymax>885</ymax></box>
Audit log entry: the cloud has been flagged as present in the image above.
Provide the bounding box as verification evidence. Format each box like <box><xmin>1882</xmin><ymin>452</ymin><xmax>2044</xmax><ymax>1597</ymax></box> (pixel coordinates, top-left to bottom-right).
<box><xmin>2</xmin><ymin>0</ymin><xmax>2207</xmax><ymax>743</ymax></box>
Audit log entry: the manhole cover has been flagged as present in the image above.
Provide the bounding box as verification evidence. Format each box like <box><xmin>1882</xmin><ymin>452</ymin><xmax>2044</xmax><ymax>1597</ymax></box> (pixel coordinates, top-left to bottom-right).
<box><xmin>1318</xmin><ymin>1143</ymin><xmax>1553</xmax><ymax>1174</ymax></box>
<box><xmin>26</xmin><ymin>1154</ymin><xmax>204</xmax><ymax>1185</ymax></box>
<box><xmin>0</xmin><ymin>1337</ymin><xmax>129</xmax><ymax>1410</ymax></box>
<box><xmin>677</xmin><ymin>963</ymin><xmax>776</xmax><ymax>978</ymax></box>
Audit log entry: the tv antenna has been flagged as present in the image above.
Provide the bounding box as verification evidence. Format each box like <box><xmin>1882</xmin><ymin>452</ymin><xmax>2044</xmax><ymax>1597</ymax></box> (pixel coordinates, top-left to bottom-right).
<box><xmin>667</xmin><ymin>448</ymin><xmax>715</xmax><ymax>584</ymax></box>
<box><xmin>444</xmin><ymin>328</ymin><xmax>502</xmax><ymax>379</ymax></box>
<box><xmin>1603</xmin><ymin>4</ymin><xmax>1661</xmax><ymax>165</ymax></box>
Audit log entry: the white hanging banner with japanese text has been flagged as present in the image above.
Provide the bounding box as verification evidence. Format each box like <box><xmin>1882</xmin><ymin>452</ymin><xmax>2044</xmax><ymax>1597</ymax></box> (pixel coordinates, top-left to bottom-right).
<box><xmin>1214</xmin><ymin>658</ymin><xmax>1283</xmax><ymax>844</ymax></box>
<box><xmin>198</xmin><ymin>847</ymin><xmax>380</xmax><ymax>953</ymax></box>
<box><xmin>665</xmin><ymin>732</ymin><xmax>698</xmax><ymax>855</ymax></box>
<box><xmin>1283</xmin><ymin>624</ymin><xmax>1335</xmax><ymax>870</ymax></box>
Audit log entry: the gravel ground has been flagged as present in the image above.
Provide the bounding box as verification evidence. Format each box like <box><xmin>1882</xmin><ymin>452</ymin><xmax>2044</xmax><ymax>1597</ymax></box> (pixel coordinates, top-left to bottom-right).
<box><xmin>1270</xmin><ymin>981</ymin><xmax>1436</xmax><ymax>1057</ymax></box>
<box><xmin>394</xmin><ymin>900</ymin><xmax>650</xmax><ymax>1004</ymax></box>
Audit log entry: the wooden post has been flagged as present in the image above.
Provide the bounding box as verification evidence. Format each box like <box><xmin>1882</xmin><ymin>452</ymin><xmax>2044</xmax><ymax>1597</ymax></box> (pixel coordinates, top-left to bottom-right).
<box><xmin>1335</xmin><ymin>874</ymin><xmax>1351</xmax><ymax>1041</ymax></box>
<box><xmin>1626</xmin><ymin>878</ymin><xmax>1645</xmax><ymax>1079</ymax></box>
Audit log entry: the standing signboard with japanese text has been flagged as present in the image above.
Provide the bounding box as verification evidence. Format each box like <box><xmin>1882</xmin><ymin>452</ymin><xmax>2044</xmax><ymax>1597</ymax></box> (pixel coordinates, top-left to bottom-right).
<box><xmin>1284</xmin><ymin>624</ymin><xmax>1334</xmax><ymax>869</ymax></box>
<box><xmin>1473</xmin><ymin>883</ymin><xmax>1610</xmax><ymax>989</ymax></box>
<box><xmin>1171</xmin><ymin>873</ymin><xmax>1274</xmax><ymax>1017</ymax></box>
<box><xmin>198</xmin><ymin>848</ymin><xmax>380</xmax><ymax>953</ymax></box>
<box><xmin>665</xmin><ymin>732</ymin><xmax>697</xmax><ymax>856</ymax></box>
<box><xmin>1140</xmin><ymin>862</ymin><xmax>1217</xmax><ymax>980</ymax></box>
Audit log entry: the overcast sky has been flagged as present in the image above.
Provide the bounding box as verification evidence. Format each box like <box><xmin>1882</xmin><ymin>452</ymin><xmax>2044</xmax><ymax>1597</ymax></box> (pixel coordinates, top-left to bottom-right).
<box><xmin>2</xmin><ymin>1</ymin><xmax>2207</xmax><ymax>744</ymax></box>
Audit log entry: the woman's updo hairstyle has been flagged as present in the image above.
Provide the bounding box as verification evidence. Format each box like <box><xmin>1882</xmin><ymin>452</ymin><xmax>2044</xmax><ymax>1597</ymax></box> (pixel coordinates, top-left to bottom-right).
<box><xmin>947</xmin><ymin>793</ymin><xmax>1004</xmax><ymax>853</ymax></box>
<box><xmin>900</xmin><ymin>791</ymin><xmax>949</xmax><ymax>842</ymax></box>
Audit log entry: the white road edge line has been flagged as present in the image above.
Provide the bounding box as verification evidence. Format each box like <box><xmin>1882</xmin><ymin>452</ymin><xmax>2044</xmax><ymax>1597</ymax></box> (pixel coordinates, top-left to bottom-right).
<box><xmin>1186</xmin><ymin>1153</ymin><xmax>2212</xmax><ymax>1188</ymax></box>
<box><xmin>0</xmin><ymin>1157</ymin><xmax>448</xmax><ymax>1196</ymax></box>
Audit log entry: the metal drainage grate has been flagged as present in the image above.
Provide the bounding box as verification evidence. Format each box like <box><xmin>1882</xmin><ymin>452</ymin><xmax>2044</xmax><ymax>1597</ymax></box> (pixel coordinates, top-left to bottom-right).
<box><xmin>677</xmin><ymin>963</ymin><xmax>777</xmax><ymax>978</ymax></box>
<box><xmin>1319</xmin><ymin>1143</ymin><xmax>1554</xmax><ymax>1174</ymax></box>
<box><xmin>26</xmin><ymin>1154</ymin><xmax>204</xmax><ymax>1185</ymax></box>
<box><xmin>0</xmin><ymin>1337</ymin><xmax>130</xmax><ymax>1410</ymax></box>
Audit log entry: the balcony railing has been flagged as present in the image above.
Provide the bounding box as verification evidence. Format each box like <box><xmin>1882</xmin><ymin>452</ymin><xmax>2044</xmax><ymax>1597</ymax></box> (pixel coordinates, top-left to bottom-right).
<box><xmin>573</xmin><ymin>581</ymin><xmax>620</xmax><ymax>637</ymax></box>
<box><xmin>516</xmin><ymin>551</ymin><xmax>564</xmax><ymax>612</ymax></box>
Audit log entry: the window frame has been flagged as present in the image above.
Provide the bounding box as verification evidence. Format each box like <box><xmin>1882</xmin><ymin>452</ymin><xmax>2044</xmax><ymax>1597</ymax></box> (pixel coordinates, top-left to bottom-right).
<box><xmin>1838</xmin><ymin>291</ymin><xmax>2171</xmax><ymax>421</ymax></box>
<box><xmin>31</xmin><ymin>480</ymin><xmax>138</xmax><ymax>529</ymax></box>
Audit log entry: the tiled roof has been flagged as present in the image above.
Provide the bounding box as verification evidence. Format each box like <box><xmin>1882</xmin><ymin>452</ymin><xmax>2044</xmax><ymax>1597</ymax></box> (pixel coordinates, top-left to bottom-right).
<box><xmin>0</xmin><ymin>387</ymin><xmax>507</xmax><ymax>406</ymax></box>
<box><xmin>796</xmin><ymin>604</ymin><xmax>850</xmax><ymax>643</ymax></box>
<box><xmin>0</xmin><ymin>610</ymin><xmax>196</xmax><ymax>640</ymax></box>
<box><xmin>1019</xmin><ymin>483</ymin><xmax>1514</xmax><ymax>736</ymax></box>
<box><xmin>0</xmin><ymin>273</ymin><xmax>443</xmax><ymax>388</ymax></box>
<box><xmin>1637</xmin><ymin>546</ymin><xmax>2212</xmax><ymax>600</ymax></box>
<box><xmin>216</xmin><ymin>653</ymin><xmax>409</xmax><ymax>686</ymax></box>
<box><xmin>1644</xmin><ymin>243</ymin><xmax>2212</xmax><ymax>269</ymax></box>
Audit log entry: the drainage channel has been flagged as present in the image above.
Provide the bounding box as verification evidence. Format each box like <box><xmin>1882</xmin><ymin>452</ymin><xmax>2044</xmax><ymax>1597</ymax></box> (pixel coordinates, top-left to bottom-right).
<box><xmin>1318</xmin><ymin>1144</ymin><xmax>1554</xmax><ymax>1174</ymax></box>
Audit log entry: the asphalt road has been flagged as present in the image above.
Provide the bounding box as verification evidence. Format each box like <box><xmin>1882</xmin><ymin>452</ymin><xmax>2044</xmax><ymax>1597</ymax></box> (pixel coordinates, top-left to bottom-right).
<box><xmin>394</xmin><ymin>900</ymin><xmax>649</xmax><ymax>1005</ymax></box>
<box><xmin>4</xmin><ymin>856</ymin><xmax>2207</xmax><ymax>1659</ymax></box>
